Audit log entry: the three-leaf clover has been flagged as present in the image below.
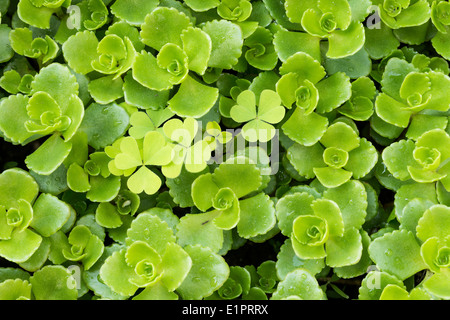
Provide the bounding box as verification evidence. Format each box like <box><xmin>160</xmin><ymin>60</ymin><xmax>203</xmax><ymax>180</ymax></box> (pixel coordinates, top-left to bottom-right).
<box><xmin>108</xmin><ymin>131</ymin><xmax>173</xmax><ymax>195</ymax></box>
<box><xmin>230</xmin><ymin>89</ymin><xmax>285</xmax><ymax>142</ymax></box>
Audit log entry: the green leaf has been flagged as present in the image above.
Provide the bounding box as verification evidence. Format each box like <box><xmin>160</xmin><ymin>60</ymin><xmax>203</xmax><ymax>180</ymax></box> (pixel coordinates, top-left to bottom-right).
<box><xmin>323</xmin><ymin>180</ymin><xmax>367</xmax><ymax>231</ymax></box>
<box><xmin>0</xmin><ymin>94</ymin><xmax>33</xmax><ymax>144</ymax></box>
<box><xmin>141</xmin><ymin>7</ymin><xmax>192</xmax><ymax>51</ymax></box>
<box><xmin>124</xmin><ymin>73</ymin><xmax>170</xmax><ymax>111</ymax></box>
<box><xmin>0</xmin><ymin>25</ymin><xmax>14</xmax><ymax>63</ymax></box>
<box><xmin>237</xmin><ymin>193</ymin><xmax>276</xmax><ymax>238</ymax></box>
<box><xmin>423</xmin><ymin>268</ymin><xmax>450</xmax><ymax>300</ymax></box>
<box><xmin>126</xmin><ymin>212</ymin><xmax>176</xmax><ymax>254</ymax></box>
<box><xmin>177</xmin><ymin>245</ymin><xmax>229</xmax><ymax>300</ymax></box>
<box><xmin>181</xmin><ymin>27</ymin><xmax>212</xmax><ymax>75</ymax></box>
<box><xmin>0</xmin><ymin>168</ymin><xmax>39</xmax><ymax>209</ymax></box>
<box><xmin>30</xmin><ymin>265</ymin><xmax>78</xmax><ymax>300</ymax></box>
<box><xmin>62</xmin><ymin>31</ymin><xmax>99</xmax><ymax>75</ymax></box>
<box><xmin>88</xmin><ymin>76</ymin><xmax>124</xmax><ymax>105</ymax></box>
<box><xmin>17</xmin><ymin>0</ymin><xmax>58</xmax><ymax>29</ymax></box>
<box><xmin>168</xmin><ymin>75</ymin><xmax>219</xmax><ymax>118</ymax></box>
<box><xmin>287</xmin><ymin>142</ymin><xmax>325</xmax><ymax>179</ymax></box>
<box><xmin>95</xmin><ymin>202</ymin><xmax>122</xmax><ymax>229</ymax></box>
<box><xmin>416</xmin><ymin>205</ymin><xmax>450</xmax><ymax>242</ymax></box>
<box><xmin>111</xmin><ymin>0</ymin><xmax>159</xmax><ymax>26</ymax></box>
<box><xmin>368</xmin><ymin>230</ymin><xmax>427</xmax><ymax>280</ymax></box>
<box><xmin>276</xmin><ymin>239</ymin><xmax>325</xmax><ymax>280</ymax></box>
<box><xmin>272</xmin><ymin>269</ymin><xmax>325</xmax><ymax>300</ymax></box>
<box><xmin>202</xmin><ymin>19</ymin><xmax>243</xmax><ymax>69</ymax></box>
<box><xmin>0</xmin><ymin>279</ymin><xmax>32</xmax><ymax>300</ymax></box>
<box><xmin>31</xmin><ymin>63</ymin><xmax>79</xmax><ymax>110</ymax></box>
<box><xmin>327</xmin><ymin>21</ymin><xmax>366</xmax><ymax>59</ymax></box>
<box><xmin>184</xmin><ymin>0</ymin><xmax>220</xmax><ymax>11</ymax></box>
<box><xmin>282</xmin><ymin>108</ymin><xmax>329</xmax><ymax>146</ymax></box>
<box><xmin>176</xmin><ymin>211</ymin><xmax>224</xmax><ymax>253</ymax></box>
<box><xmin>273</xmin><ymin>29</ymin><xmax>321</xmax><ymax>63</ymax></box>
<box><xmin>25</xmin><ymin>134</ymin><xmax>72</xmax><ymax>175</ymax></box>
<box><xmin>212</xmin><ymin>162</ymin><xmax>262</xmax><ymax>199</ymax></box>
<box><xmin>79</xmin><ymin>102</ymin><xmax>130</xmax><ymax>150</ymax></box>
<box><xmin>0</xmin><ymin>229</ymin><xmax>42</xmax><ymax>264</ymax></box>
<box><xmin>160</xmin><ymin>242</ymin><xmax>192</xmax><ymax>291</ymax></box>
<box><xmin>30</xmin><ymin>193</ymin><xmax>71</xmax><ymax>237</ymax></box>
<box><xmin>326</xmin><ymin>228</ymin><xmax>362</xmax><ymax>267</ymax></box>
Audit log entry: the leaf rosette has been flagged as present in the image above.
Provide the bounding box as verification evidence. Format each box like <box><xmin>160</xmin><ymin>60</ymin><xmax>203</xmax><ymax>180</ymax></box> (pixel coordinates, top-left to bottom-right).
<box><xmin>278</xmin><ymin>52</ymin><xmax>352</xmax><ymax>146</ymax></box>
<box><xmin>372</xmin><ymin>0</ymin><xmax>431</xmax><ymax>29</ymax></box>
<box><xmin>100</xmin><ymin>213</ymin><xmax>192</xmax><ymax>297</ymax></box>
<box><xmin>217</xmin><ymin>0</ymin><xmax>253</xmax><ymax>22</ymax></box>
<box><xmin>275</xmin><ymin>189</ymin><xmax>365</xmax><ymax>267</ymax></box>
<box><xmin>375</xmin><ymin>58</ymin><xmax>450</xmax><ymax>131</ymax></box>
<box><xmin>284</xmin><ymin>0</ymin><xmax>366</xmax><ymax>58</ymax></box>
<box><xmin>382</xmin><ymin>129</ymin><xmax>450</xmax><ymax>190</ymax></box>
<box><xmin>287</xmin><ymin>122</ymin><xmax>378</xmax><ymax>188</ymax></box>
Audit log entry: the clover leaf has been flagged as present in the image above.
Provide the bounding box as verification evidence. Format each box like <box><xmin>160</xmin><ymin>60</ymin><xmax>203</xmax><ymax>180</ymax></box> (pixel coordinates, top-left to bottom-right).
<box><xmin>109</xmin><ymin>131</ymin><xmax>173</xmax><ymax>195</ymax></box>
<box><xmin>161</xmin><ymin>117</ymin><xmax>212</xmax><ymax>178</ymax></box>
<box><xmin>230</xmin><ymin>89</ymin><xmax>285</xmax><ymax>142</ymax></box>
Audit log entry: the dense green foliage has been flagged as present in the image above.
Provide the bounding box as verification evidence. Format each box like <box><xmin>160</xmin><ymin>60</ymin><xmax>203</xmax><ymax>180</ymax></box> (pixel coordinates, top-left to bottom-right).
<box><xmin>0</xmin><ymin>0</ymin><xmax>449</xmax><ymax>300</ymax></box>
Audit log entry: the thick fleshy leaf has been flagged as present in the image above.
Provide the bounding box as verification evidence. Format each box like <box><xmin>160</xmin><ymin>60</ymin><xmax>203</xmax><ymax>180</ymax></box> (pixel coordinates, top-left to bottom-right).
<box><xmin>327</xmin><ymin>22</ymin><xmax>365</xmax><ymax>59</ymax></box>
<box><xmin>25</xmin><ymin>134</ymin><xmax>72</xmax><ymax>175</ymax></box>
<box><xmin>315</xmin><ymin>72</ymin><xmax>352</xmax><ymax>114</ymax></box>
<box><xmin>181</xmin><ymin>27</ymin><xmax>211</xmax><ymax>75</ymax></box>
<box><xmin>368</xmin><ymin>230</ymin><xmax>427</xmax><ymax>280</ymax></box>
<box><xmin>0</xmin><ymin>168</ymin><xmax>39</xmax><ymax>209</ymax></box>
<box><xmin>212</xmin><ymin>162</ymin><xmax>262</xmax><ymax>198</ymax></box>
<box><xmin>30</xmin><ymin>193</ymin><xmax>71</xmax><ymax>237</ymax></box>
<box><xmin>177</xmin><ymin>245</ymin><xmax>229</xmax><ymax>300</ymax></box>
<box><xmin>123</xmin><ymin>73</ymin><xmax>170</xmax><ymax>111</ymax></box>
<box><xmin>326</xmin><ymin>228</ymin><xmax>362</xmax><ymax>267</ymax></box>
<box><xmin>0</xmin><ymin>279</ymin><xmax>32</xmax><ymax>300</ymax></box>
<box><xmin>168</xmin><ymin>75</ymin><xmax>219</xmax><ymax>118</ymax></box>
<box><xmin>126</xmin><ymin>213</ymin><xmax>176</xmax><ymax>254</ymax></box>
<box><xmin>176</xmin><ymin>211</ymin><xmax>224</xmax><ymax>253</ymax></box>
<box><xmin>273</xmin><ymin>29</ymin><xmax>321</xmax><ymax>63</ymax></box>
<box><xmin>111</xmin><ymin>0</ymin><xmax>159</xmax><ymax>26</ymax></box>
<box><xmin>323</xmin><ymin>180</ymin><xmax>367</xmax><ymax>231</ymax></box>
<box><xmin>88</xmin><ymin>76</ymin><xmax>124</xmax><ymax>105</ymax></box>
<box><xmin>160</xmin><ymin>242</ymin><xmax>192</xmax><ymax>291</ymax></box>
<box><xmin>62</xmin><ymin>31</ymin><xmax>99</xmax><ymax>75</ymax></box>
<box><xmin>275</xmin><ymin>192</ymin><xmax>315</xmax><ymax>236</ymax></box>
<box><xmin>423</xmin><ymin>268</ymin><xmax>450</xmax><ymax>300</ymax></box>
<box><xmin>30</xmin><ymin>265</ymin><xmax>78</xmax><ymax>300</ymax></box>
<box><xmin>287</xmin><ymin>142</ymin><xmax>325</xmax><ymax>179</ymax></box>
<box><xmin>184</xmin><ymin>0</ymin><xmax>220</xmax><ymax>11</ymax></box>
<box><xmin>79</xmin><ymin>102</ymin><xmax>130</xmax><ymax>150</ymax></box>
<box><xmin>282</xmin><ymin>108</ymin><xmax>329</xmax><ymax>146</ymax></box>
<box><xmin>99</xmin><ymin>249</ymin><xmax>139</xmax><ymax>297</ymax></box>
<box><xmin>202</xmin><ymin>19</ymin><xmax>243</xmax><ymax>69</ymax></box>
<box><xmin>0</xmin><ymin>229</ymin><xmax>42</xmax><ymax>264</ymax></box>
<box><xmin>272</xmin><ymin>269</ymin><xmax>325</xmax><ymax>300</ymax></box>
<box><xmin>416</xmin><ymin>205</ymin><xmax>450</xmax><ymax>242</ymax></box>
<box><xmin>237</xmin><ymin>193</ymin><xmax>276</xmax><ymax>238</ymax></box>
<box><xmin>141</xmin><ymin>7</ymin><xmax>192</xmax><ymax>51</ymax></box>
